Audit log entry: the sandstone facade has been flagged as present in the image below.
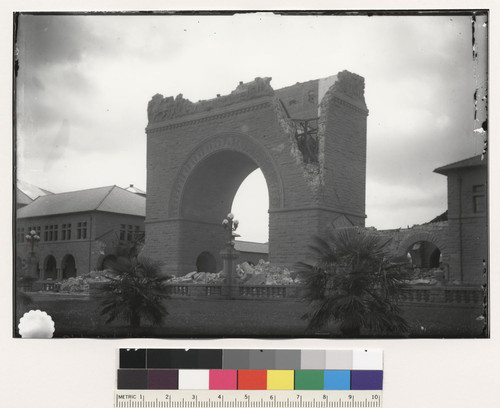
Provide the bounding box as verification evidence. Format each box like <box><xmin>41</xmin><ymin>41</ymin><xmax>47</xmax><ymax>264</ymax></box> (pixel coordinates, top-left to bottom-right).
<box><xmin>144</xmin><ymin>71</ymin><xmax>369</xmax><ymax>275</ymax></box>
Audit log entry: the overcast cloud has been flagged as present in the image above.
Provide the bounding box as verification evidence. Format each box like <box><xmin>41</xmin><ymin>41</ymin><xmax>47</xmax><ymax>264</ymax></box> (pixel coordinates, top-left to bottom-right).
<box><xmin>15</xmin><ymin>12</ymin><xmax>487</xmax><ymax>242</ymax></box>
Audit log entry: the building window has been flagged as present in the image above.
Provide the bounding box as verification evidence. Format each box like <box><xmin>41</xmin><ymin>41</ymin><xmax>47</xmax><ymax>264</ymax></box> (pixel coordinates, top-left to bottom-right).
<box><xmin>77</xmin><ymin>222</ymin><xmax>87</xmax><ymax>239</ymax></box>
<box><xmin>43</xmin><ymin>225</ymin><xmax>59</xmax><ymax>241</ymax></box>
<box><xmin>119</xmin><ymin>224</ymin><xmax>126</xmax><ymax>241</ymax></box>
<box><xmin>119</xmin><ymin>225</ymin><xmax>142</xmax><ymax>242</ymax></box>
<box><xmin>134</xmin><ymin>225</ymin><xmax>143</xmax><ymax>241</ymax></box>
<box><xmin>29</xmin><ymin>226</ymin><xmax>41</xmax><ymax>236</ymax></box>
<box><xmin>62</xmin><ymin>223</ymin><xmax>72</xmax><ymax>240</ymax></box>
<box><xmin>16</xmin><ymin>227</ymin><xmax>25</xmax><ymax>243</ymax></box>
<box><xmin>473</xmin><ymin>184</ymin><xmax>486</xmax><ymax>213</ymax></box>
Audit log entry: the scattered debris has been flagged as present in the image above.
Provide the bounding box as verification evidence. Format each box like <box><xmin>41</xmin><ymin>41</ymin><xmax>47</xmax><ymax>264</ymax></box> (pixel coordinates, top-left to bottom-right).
<box><xmin>58</xmin><ymin>270</ymin><xmax>110</xmax><ymax>293</ymax></box>
<box><xmin>167</xmin><ymin>259</ymin><xmax>302</xmax><ymax>285</ymax></box>
<box><xmin>405</xmin><ymin>267</ymin><xmax>445</xmax><ymax>285</ymax></box>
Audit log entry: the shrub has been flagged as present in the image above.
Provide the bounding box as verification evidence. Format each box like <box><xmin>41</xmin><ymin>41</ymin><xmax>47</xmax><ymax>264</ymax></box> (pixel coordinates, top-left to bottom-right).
<box><xmin>298</xmin><ymin>227</ymin><xmax>409</xmax><ymax>337</ymax></box>
<box><xmin>99</xmin><ymin>255</ymin><xmax>170</xmax><ymax>328</ymax></box>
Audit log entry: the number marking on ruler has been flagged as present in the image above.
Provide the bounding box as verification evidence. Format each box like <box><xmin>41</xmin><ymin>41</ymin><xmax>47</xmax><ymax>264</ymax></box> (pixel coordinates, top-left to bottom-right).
<box><xmin>115</xmin><ymin>390</ymin><xmax>382</xmax><ymax>408</ymax></box>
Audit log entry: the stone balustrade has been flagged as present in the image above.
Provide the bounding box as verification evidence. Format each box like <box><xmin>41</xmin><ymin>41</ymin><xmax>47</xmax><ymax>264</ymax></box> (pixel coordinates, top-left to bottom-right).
<box><xmin>28</xmin><ymin>280</ymin><xmax>485</xmax><ymax>307</ymax></box>
<box><xmin>163</xmin><ymin>282</ymin><xmax>484</xmax><ymax>305</ymax></box>
<box><xmin>164</xmin><ymin>283</ymin><xmax>303</xmax><ymax>300</ymax></box>
<box><xmin>401</xmin><ymin>285</ymin><xmax>484</xmax><ymax>305</ymax></box>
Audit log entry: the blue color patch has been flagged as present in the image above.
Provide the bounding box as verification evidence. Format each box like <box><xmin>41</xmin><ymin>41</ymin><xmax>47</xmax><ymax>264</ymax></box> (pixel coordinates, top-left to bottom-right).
<box><xmin>324</xmin><ymin>370</ymin><xmax>351</xmax><ymax>390</ymax></box>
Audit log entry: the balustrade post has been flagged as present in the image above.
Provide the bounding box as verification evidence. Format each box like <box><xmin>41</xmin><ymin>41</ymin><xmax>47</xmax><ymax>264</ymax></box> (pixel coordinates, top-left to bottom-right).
<box><xmin>221</xmin><ymin>213</ymin><xmax>240</xmax><ymax>299</ymax></box>
<box><xmin>57</xmin><ymin>267</ymin><xmax>63</xmax><ymax>281</ymax></box>
<box><xmin>220</xmin><ymin>247</ymin><xmax>239</xmax><ymax>299</ymax></box>
<box><xmin>430</xmin><ymin>287</ymin><xmax>445</xmax><ymax>303</ymax></box>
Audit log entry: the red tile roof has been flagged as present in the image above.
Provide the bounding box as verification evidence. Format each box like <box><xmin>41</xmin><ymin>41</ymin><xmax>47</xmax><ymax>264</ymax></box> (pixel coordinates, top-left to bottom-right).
<box><xmin>234</xmin><ymin>240</ymin><xmax>269</xmax><ymax>254</ymax></box>
<box><xmin>17</xmin><ymin>185</ymin><xmax>145</xmax><ymax>219</ymax></box>
<box><xmin>434</xmin><ymin>154</ymin><xmax>487</xmax><ymax>175</ymax></box>
<box><xmin>17</xmin><ymin>180</ymin><xmax>53</xmax><ymax>200</ymax></box>
<box><xmin>16</xmin><ymin>188</ymin><xmax>33</xmax><ymax>206</ymax></box>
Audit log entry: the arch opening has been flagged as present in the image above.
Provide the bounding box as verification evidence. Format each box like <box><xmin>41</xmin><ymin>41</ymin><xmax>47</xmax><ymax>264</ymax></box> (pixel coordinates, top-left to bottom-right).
<box><xmin>406</xmin><ymin>240</ymin><xmax>441</xmax><ymax>269</ymax></box>
<box><xmin>44</xmin><ymin>255</ymin><xmax>57</xmax><ymax>280</ymax></box>
<box><xmin>231</xmin><ymin>168</ymin><xmax>269</xmax><ymax>243</ymax></box>
<box><xmin>62</xmin><ymin>254</ymin><xmax>77</xmax><ymax>279</ymax></box>
<box><xmin>178</xmin><ymin>149</ymin><xmax>271</xmax><ymax>273</ymax></box>
<box><xmin>196</xmin><ymin>251</ymin><xmax>217</xmax><ymax>273</ymax></box>
<box><xmin>100</xmin><ymin>254</ymin><xmax>117</xmax><ymax>270</ymax></box>
<box><xmin>181</xmin><ymin>150</ymin><xmax>263</xmax><ymax>222</ymax></box>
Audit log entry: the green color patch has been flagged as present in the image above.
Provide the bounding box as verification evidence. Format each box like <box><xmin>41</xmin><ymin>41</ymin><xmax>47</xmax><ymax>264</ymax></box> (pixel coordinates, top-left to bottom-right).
<box><xmin>294</xmin><ymin>370</ymin><xmax>325</xmax><ymax>390</ymax></box>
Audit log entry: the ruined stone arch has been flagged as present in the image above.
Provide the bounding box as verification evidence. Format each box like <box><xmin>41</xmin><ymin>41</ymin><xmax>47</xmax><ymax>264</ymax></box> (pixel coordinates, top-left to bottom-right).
<box><xmin>396</xmin><ymin>231</ymin><xmax>447</xmax><ymax>261</ymax></box>
<box><xmin>98</xmin><ymin>254</ymin><xmax>117</xmax><ymax>270</ymax></box>
<box><xmin>144</xmin><ymin>72</ymin><xmax>368</xmax><ymax>275</ymax></box>
<box><xmin>168</xmin><ymin>132</ymin><xmax>284</xmax><ymax>219</ymax></box>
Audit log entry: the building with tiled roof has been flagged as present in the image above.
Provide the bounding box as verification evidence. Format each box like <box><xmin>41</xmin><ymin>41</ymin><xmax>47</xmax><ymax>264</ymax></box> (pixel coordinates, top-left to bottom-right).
<box><xmin>234</xmin><ymin>240</ymin><xmax>269</xmax><ymax>265</ymax></box>
<box><xmin>359</xmin><ymin>153</ymin><xmax>486</xmax><ymax>285</ymax></box>
<box><xmin>434</xmin><ymin>154</ymin><xmax>487</xmax><ymax>284</ymax></box>
<box><xmin>17</xmin><ymin>185</ymin><xmax>145</xmax><ymax>218</ymax></box>
<box><xmin>16</xmin><ymin>185</ymin><xmax>145</xmax><ymax>282</ymax></box>
<box><xmin>16</xmin><ymin>179</ymin><xmax>53</xmax><ymax>209</ymax></box>
<box><xmin>124</xmin><ymin>184</ymin><xmax>146</xmax><ymax>197</ymax></box>
<box><xmin>434</xmin><ymin>154</ymin><xmax>487</xmax><ymax>175</ymax></box>
<box><xmin>16</xmin><ymin>188</ymin><xmax>33</xmax><ymax>208</ymax></box>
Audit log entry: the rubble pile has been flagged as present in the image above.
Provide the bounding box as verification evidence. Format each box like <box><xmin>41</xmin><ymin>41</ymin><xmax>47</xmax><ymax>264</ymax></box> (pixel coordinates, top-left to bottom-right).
<box><xmin>168</xmin><ymin>270</ymin><xmax>225</xmax><ymax>284</ymax></box>
<box><xmin>236</xmin><ymin>260</ymin><xmax>299</xmax><ymax>285</ymax></box>
<box><xmin>405</xmin><ymin>267</ymin><xmax>445</xmax><ymax>285</ymax></box>
<box><xmin>58</xmin><ymin>270</ymin><xmax>110</xmax><ymax>293</ymax></box>
<box><xmin>167</xmin><ymin>259</ymin><xmax>301</xmax><ymax>285</ymax></box>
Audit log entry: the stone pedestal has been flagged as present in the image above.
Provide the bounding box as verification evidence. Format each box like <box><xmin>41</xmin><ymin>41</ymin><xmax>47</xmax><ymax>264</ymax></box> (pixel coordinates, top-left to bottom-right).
<box><xmin>220</xmin><ymin>246</ymin><xmax>239</xmax><ymax>299</ymax></box>
<box><xmin>26</xmin><ymin>253</ymin><xmax>39</xmax><ymax>279</ymax></box>
<box><xmin>20</xmin><ymin>252</ymin><xmax>39</xmax><ymax>292</ymax></box>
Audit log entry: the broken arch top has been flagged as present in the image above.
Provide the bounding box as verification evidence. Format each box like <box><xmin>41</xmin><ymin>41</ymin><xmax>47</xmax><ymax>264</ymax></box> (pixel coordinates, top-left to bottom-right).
<box><xmin>146</xmin><ymin>71</ymin><xmax>367</xmax><ymax>125</ymax></box>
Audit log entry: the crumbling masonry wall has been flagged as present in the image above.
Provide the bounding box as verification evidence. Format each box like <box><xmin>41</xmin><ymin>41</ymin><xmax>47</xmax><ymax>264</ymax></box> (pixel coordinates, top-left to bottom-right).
<box><xmin>144</xmin><ymin>71</ymin><xmax>368</xmax><ymax>275</ymax></box>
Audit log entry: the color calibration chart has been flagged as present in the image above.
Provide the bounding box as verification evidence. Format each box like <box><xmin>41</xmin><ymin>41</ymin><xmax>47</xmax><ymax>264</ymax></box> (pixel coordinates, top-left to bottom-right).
<box><xmin>116</xmin><ymin>349</ymin><xmax>383</xmax><ymax>407</ymax></box>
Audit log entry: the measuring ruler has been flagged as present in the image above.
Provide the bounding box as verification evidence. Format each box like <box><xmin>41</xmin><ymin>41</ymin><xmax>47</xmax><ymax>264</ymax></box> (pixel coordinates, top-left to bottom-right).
<box><xmin>115</xmin><ymin>390</ymin><xmax>382</xmax><ymax>407</ymax></box>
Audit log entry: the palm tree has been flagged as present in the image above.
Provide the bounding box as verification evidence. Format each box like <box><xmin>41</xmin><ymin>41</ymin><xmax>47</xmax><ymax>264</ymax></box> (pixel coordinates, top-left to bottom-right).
<box><xmin>99</xmin><ymin>254</ymin><xmax>170</xmax><ymax>329</ymax></box>
<box><xmin>298</xmin><ymin>227</ymin><xmax>409</xmax><ymax>337</ymax></box>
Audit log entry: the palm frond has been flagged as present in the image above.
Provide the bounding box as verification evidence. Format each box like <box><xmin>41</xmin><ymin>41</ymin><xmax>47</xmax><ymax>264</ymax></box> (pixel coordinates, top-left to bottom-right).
<box><xmin>99</xmin><ymin>254</ymin><xmax>169</xmax><ymax>328</ymax></box>
<box><xmin>302</xmin><ymin>227</ymin><xmax>409</xmax><ymax>336</ymax></box>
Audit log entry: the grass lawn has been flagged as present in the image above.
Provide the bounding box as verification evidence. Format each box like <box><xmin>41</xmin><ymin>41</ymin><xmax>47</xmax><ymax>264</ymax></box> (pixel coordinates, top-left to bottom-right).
<box><xmin>14</xmin><ymin>293</ymin><xmax>486</xmax><ymax>338</ymax></box>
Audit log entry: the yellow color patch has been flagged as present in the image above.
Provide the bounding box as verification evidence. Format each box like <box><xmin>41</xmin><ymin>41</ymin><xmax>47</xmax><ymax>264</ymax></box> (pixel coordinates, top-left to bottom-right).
<box><xmin>267</xmin><ymin>370</ymin><xmax>294</xmax><ymax>390</ymax></box>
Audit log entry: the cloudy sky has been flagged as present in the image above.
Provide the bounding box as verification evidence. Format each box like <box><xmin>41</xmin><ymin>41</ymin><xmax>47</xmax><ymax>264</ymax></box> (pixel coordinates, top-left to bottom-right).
<box><xmin>15</xmin><ymin>12</ymin><xmax>487</xmax><ymax>242</ymax></box>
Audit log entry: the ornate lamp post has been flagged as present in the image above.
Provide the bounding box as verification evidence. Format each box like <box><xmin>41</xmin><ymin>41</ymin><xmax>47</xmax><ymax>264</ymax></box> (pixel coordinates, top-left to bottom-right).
<box><xmin>222</xmin><ymin>213</ymin><xmax>239</xmax><ymax>247</ymax></box>
<box><xmin>221</xmin><ymin>213</ymin><xmax>239</xmax><ymax>299</ymax></box>
<box><xmin>25</xmin><ymin>230</ymin><xmax>40</xmax><ymax>286</ymax></box>
<box><xmin>26</xmin><ymin>230</ymin><xmax>41</xmax><ymax>254</ymax></box>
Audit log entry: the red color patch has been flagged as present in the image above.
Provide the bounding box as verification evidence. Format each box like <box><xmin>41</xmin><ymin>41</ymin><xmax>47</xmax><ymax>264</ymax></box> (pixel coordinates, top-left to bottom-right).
<box><xmin>238</xmin><ymin>370</ymin><xmax>268</xmax><ymax>390</ymax></box>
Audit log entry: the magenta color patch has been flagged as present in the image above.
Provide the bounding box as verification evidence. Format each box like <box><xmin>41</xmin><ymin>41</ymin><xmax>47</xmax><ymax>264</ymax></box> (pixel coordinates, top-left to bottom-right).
<box><xmin>209</xmin><ymin>370</ymin><xmax>238</xmax><ymax>390</ymax></box>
